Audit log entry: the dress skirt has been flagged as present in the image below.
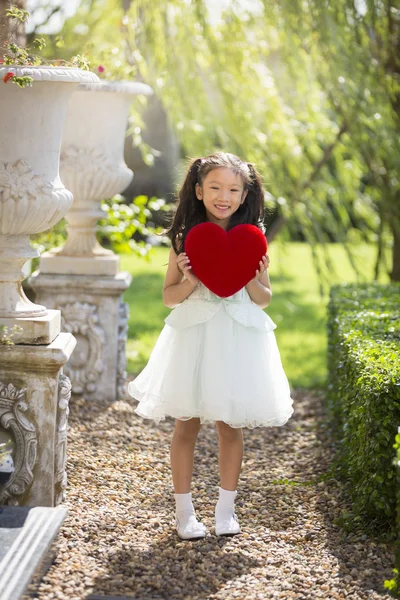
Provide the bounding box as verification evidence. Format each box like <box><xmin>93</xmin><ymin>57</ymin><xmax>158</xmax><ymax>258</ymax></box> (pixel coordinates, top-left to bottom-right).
<box><xmin>128</xmin><ymin>283</ymin><xmax>294</xmax><ymax>429</ymax></box>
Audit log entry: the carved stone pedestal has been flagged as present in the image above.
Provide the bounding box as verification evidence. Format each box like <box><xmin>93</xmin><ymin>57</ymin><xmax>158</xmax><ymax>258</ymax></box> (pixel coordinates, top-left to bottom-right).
<box><xmin>28</xmin><ymin>272</ymin><xmax>131</xmax><ymax>402</ymax></box>
<box><xmin>0</xmin><ymin>333</ymin><xmax>75</xmax><ymax>507</ymax></box>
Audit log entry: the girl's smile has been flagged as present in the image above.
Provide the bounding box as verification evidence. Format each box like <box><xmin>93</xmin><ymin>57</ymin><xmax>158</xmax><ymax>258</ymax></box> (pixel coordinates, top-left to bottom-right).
<box><xmin>195</xmin><ymin>167</ymin><xmax>248</xmax><ymax>228</ymax></box>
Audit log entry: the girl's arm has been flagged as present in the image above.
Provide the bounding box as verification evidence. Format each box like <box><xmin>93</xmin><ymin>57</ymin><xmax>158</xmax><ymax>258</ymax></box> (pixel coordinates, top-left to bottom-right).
<box><xmin>246</xmin><ymin>255</ymin><xmax>272</xmax><ymax>309</ymax></box>
<box><xmin>162</xmin><ymin>247</ymin><xmax>199</xmax><ymax>308</ymax></box>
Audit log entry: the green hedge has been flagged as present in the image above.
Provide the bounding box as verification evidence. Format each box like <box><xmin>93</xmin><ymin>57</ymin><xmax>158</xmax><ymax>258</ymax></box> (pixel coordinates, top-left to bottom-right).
<box><xmin>327</xmin><ymin>282</ymin><xmax>400</xmax><ymax>539</ymax></box>
<box><xmin>383</xmin><ymin>427</ymin><xmax>400</xmax><ymax>596</ymax></box>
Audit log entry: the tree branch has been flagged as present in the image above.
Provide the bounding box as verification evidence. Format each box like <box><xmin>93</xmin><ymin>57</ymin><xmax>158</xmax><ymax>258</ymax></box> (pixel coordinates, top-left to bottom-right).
<box><xmin>26</xmin><ymin>4</ymin><xmax>63</xmax><ymax>41</ymax></box>
<box><xmin>301</xmin><ymin>121</ymin><xmax>348</xmax><ymax>189</ymax></box>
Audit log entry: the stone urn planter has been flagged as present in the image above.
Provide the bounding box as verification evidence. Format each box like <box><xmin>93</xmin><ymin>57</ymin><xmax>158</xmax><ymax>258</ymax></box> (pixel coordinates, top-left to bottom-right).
<box><xmin>40</xmin><ymin>80</ymin><xmax>153</xmax><ymax>276</ymax></box>
<box><xmin>30</xmin><ymin>80</ymin><xmax>153</xmax><ymax>402</ymax></box>
<box><xmin>0</xmin><ymin>66</ymin><xmax>100</xmax><ymax>342</ymax></box>
<box><xmin>0</xmin><ymin>65</ymin><xmax>99</xmax><ymax>507</ymax></box>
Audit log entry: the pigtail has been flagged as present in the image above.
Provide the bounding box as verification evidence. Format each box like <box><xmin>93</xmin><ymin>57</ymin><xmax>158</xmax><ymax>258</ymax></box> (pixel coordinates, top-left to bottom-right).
<box><xmin>247</xmin><ymin>163</ymin><xmax>265</xmax><ymax>227</ymax></box>
<box><xmin>178</xmin><ymin>158</ymin><xmax>203</xmax><ymax>208</ymax></box>
<box><xmin>228</xmin><ymin>162</ymin><xmax>265</xmax><ymax>233</ymax></box>
<box><xmin>165</xmin><ymin>157</ymin><xmax>205</xmax><ymax>254</ymax></box>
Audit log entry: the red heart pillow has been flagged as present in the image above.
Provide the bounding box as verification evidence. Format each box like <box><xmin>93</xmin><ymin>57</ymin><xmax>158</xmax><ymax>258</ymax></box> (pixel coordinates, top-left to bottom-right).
<box><xmin>185</xmin><ymin>223</ymin><xmax>268</xmax><ymax>298</ymax></box>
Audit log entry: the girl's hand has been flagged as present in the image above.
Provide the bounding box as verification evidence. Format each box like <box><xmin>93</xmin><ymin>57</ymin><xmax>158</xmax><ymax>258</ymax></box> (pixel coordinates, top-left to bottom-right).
<box><xmin>176</xmin><ymin>252</ymin><xmax>199</xmax><ymax>286</ymax></box>
<box><xmin>253</xmin><ymin>254</ymin><xmax>270</xmax><ymax>281</ymax></box>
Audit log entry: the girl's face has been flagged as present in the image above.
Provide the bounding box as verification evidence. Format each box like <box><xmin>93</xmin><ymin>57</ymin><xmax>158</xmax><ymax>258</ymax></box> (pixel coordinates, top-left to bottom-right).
<box><xmin>195</xmin><ymin>167</ymin><xmax>248</xmax><ymax>229</ymax></box>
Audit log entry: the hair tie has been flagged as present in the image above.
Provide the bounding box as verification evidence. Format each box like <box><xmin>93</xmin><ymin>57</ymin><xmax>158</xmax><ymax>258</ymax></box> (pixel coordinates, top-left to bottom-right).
<box><xmin>191</xmin><ymin>157</ymin><xmax>203</xmax><ymax>171</ymax></box>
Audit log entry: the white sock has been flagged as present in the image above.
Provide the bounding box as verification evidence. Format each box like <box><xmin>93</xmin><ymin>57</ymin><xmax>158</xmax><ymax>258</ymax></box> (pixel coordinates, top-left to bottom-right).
<box><xmin>174</xmin><ymin>492</ymin><xmax>195</xmax><ymax>517</ymax></box>
<box><xmin>215</xmin><ymin>487</ymin><xmax>237</xmax><ymax>520</ymax></box>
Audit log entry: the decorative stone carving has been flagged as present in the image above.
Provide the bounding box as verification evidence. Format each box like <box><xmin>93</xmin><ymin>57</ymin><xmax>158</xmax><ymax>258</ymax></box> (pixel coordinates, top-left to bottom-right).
<box><xmin>0</xmin><ymin>381</ymin><xmax>37</xmax><ymax>506</ymax></box>
<box><xmin>0</xmin><ymin>65</ymin><xmax>99</xmax><ymax>335</ymax></box>
<box><xmin>29</xmin><ymin>271</ymin><xmax>132</xmax><ymax>402</ymax></box>
<box><xmin>117</xmin><ymin>301</ymin><xmax>129</xmax><ymax>400</ymax></box>
<box><xmin>0</xmin><ymin>333</ymin><xmax>76</xmax><ymax>506</ymax></box>
<box><xmin>54</xmin><ymin>373</ymin><xmax>71</xmax><ymax>505</ymax></box>
<box><xmin>61</xmin><ymin>145</ymin><xmax>133</xmax><ymax>207</ymax></box>
<box><xmin>0</xmin><ymin>160</ymin><xmax>73</xmax><ymax>321</ymax></box>
<box><xmin>59</xmin><ymin>302</ymin><xmax>106</xmax><ymax>395</ymax></box>
<box><xmin>0</xmin><ymin>159</ymin><xmax>73</xmax><ymax>235</ymax></box>
<box><xmin>0</xmin><ymin>158</ymin><xmax>52</xmax><ymax>204</ymax></box>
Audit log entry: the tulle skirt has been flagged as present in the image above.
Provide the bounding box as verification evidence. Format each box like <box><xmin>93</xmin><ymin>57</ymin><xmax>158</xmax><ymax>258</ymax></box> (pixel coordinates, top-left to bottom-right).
<box><xmin>128</xmin><ymin>305</ymin><xmax>294</xmax><ymax>429</ymax></box>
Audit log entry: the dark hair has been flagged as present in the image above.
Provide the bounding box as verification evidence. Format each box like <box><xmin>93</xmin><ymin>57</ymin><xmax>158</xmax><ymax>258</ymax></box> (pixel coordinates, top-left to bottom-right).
<box><xmin>165</xmin><ymin>151</ymin><xmax>265</xmax><ymax>254</ymax></box>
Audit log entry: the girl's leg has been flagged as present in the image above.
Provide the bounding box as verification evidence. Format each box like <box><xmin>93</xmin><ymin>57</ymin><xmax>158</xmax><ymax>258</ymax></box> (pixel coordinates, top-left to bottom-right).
<box><xmin>170</xmin><ymin>418</ymin><xmax>206</xmax><ymax>539</ymax></box>
<box><xmin>216</xmin><ymin>421</ymin><xmax>243</xmax><ymax>490</ymax></box>
<box><xmin>214</xmin><ymin>421</ymin><xmax>243</xmax><ymax>535</ymax></box>
<box><xmin>170</xmin><ymin>417</ymin><xmax>201</xmax><ymax>493</ymax></box>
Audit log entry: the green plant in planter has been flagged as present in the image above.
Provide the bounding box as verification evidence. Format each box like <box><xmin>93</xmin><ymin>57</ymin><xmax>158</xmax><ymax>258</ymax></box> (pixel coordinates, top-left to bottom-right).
<box><xmin>1</xmin><ymin>5</ymin><xmax>90</xmax><ymax>88</ymax></box>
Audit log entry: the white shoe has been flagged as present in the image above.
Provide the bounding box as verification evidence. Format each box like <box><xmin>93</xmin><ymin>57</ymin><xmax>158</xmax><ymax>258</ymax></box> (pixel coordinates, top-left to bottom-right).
<box><xmin>175</xmin><ymin>512</ymin><xmax>207</xmax><ymax>540</ymax></box>
<box><xmin>215</xmin><ymin>512</ymin><xmax>241</xmax><ymax>536</ymax></box>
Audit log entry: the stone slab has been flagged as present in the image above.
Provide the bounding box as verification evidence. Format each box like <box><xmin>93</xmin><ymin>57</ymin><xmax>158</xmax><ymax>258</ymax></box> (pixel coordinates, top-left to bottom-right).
<box><xmin>0</xmin><ymin>506</ymin><xmax>67</xmax><ymax>600</ymax></box>
<box><xmin>0</xmin><ymin>332</ymin><xmax>76</xmax><ymax>373</ymax></box>
<box><xmin>40</xmin><ymin>253</ymin><xmax>120</xmax><ymax>276</ymax></box>
<box><xmin>0</xmin><ymin>309</ymin><xmax>61</xmax><ymax>345</ymax></box>
<box><xmin>29</xmin><ymin>271</ymin><xmax>132</xmax><ymax>295</ymax></box>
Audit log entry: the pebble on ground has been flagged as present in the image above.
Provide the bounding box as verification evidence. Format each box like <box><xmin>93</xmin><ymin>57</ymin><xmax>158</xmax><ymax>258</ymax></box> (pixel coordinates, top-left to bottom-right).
<box><xmin>34</xmin><ymin>388</ymin><xmax>395</xmax><ymax>600</ymax></box>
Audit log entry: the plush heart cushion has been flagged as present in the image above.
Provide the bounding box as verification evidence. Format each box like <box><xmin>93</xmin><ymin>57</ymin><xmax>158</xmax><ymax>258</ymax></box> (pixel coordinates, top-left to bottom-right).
<box><xmin>185</xmin><ymin>222</ymin><xmax>268</xmax><ymax>298</ymax></box>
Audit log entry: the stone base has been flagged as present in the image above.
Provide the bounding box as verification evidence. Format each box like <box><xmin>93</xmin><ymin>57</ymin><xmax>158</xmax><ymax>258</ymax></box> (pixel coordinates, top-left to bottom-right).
<box><xmin>0</xmin><ymin>506</ymin><xmax>68</xmax><ymax>600</ymax></box>
<box><xmin>40</xmin><ymin>252</ymin><xmax>120</xmax><ymax>276</ymax></box>
<box><xmin>28</xmin><ymin>270</ymin><xmax>132</xmax><ymax>402</ymax></box>
<box><xmin>0</xmin><ymin>333</ymin><xmax>76</xmax><ymax>507</ymax></box>
<box><xmin>0</xmin><ymin>309</ymin><xmax>61</xmax><ymax>345</ymax></box>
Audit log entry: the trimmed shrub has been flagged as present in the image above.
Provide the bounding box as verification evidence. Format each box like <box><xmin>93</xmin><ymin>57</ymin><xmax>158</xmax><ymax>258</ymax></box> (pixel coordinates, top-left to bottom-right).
<box><xmin>383</xmin><ymin>427</ymin><xmax>400</xmax><ymax>596</ymax></box>
<box><xmin>327</xmin><ymin>283</ymin><xmax>400</xmax><ymax>539</ymax></box>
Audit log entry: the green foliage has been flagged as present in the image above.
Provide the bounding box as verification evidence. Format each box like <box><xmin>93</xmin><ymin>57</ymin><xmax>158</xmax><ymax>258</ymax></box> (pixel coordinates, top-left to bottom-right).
<box><xmin>32</xmin><ymin>218</ymin><xmax>65</xmax><ymax>247</ymax></box>
<box><xmin>98</xmin><ymin>194</ymin><xmax>169</xmax><ymax>256</ymax></box>
<box><xmin>384</xmin><ymin>567</ymin><xmax>400</xmax><ymax>598</ymax></box>
<box><xmin>47</xmin><ymin>0</ymin><xmax>399</xmax><ymax>278</ymax></box>
<box><xmin>30</xmin><ymin>194</ymin><xmax>169</xmax><ymax>269</ymax></box>
<box><xmin>1</xmin><ymin>4</ymin><xmax>90</xmax><ymax>88</ymax></box>
<box><xmin>327</xmin><ymin>282</ymin><xmax>400</xmax><ymax>540</ymax></box>
<box><xmin>5</xmin><ymin>6</ymin><xmax>29</xmax><ymax>23</ymax></box>
<box><xmin>34</xmin><ymin>0</ymin><xmax>156</xmax><ymax>166</ymax></box>
<box><xmin>383</xmin><ymin>427</ymin><xmax>400</xmax><ymax>597</ymax></box>
<box><xmin>0</xmin><ymin>325</ymin><xmax>23</xmax><ymax>346</ymax></box>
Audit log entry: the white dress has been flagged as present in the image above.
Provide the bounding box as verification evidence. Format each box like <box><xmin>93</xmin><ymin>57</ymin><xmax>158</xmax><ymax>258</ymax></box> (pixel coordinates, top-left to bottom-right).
<box><xmin>128</xmin><ymin>282</ymin><xmax>294</xmax><ymax>429</ymax></box>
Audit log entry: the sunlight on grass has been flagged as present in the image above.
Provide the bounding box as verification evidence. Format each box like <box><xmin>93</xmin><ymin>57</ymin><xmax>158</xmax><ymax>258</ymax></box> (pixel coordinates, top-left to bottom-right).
<box><xmin>120</xmin><ymin>243</ymin><xmax>391</xmax><ymax>388</ymax></box>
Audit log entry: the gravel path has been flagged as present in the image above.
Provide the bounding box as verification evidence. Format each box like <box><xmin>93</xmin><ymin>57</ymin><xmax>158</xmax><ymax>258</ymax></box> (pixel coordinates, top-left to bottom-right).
<box><xmin>35</xmin><ymin>388</ymin><xmax>395</xmax><ymax>600</ymax></box>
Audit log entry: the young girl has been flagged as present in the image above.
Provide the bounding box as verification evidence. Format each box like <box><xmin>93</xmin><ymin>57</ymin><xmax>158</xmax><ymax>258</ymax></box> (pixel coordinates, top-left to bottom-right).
<box><xmin>128</xmin><ymin>152</ymin><xmax>294</xmax><ymax>540</ymax></box>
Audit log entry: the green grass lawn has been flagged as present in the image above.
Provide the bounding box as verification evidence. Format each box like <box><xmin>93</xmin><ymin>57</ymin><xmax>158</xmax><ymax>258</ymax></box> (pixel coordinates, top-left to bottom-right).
<box><xmin>120</xmin><ymin>242</ymin><xmax>390</xmax><ymax>389</ymax></box>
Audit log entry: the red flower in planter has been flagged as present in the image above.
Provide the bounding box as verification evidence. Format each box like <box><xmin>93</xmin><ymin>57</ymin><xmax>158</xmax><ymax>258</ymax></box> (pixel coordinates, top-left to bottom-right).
<box><xmin>2</xmin><ymin>72</ymin><xmax>15</xmax><ymax>83</ymax></box>
<box><xmin>97</xmin><ymin>65</ymin><xmax>105</xmax><ymax>73</ymax></box>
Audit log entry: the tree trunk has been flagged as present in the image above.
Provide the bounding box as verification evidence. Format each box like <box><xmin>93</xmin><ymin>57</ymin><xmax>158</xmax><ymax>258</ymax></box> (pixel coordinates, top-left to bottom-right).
<box><xmin>0</xmin><ymin>0</ymin><xmax>26</xmax><ymax>59</ymax></box>
<box><xmin>122</xmin><ymin>0</ymin><xmax>132</xmax><ymax>12</ymax></box>
<box><xmin>391</xmin><ymin>219</ymin><xmax>400</xmax><ymax>282</ymax></box>
<box><xmin>0</xmin><ymin>0</ymin><xmax>10</xmax><ymax>57</ymax></box>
